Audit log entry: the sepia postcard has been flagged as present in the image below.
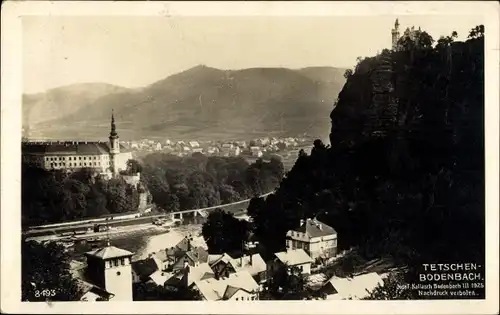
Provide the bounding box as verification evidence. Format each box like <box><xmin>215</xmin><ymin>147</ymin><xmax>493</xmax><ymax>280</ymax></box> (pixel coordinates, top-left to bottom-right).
<box><xmin>1</xmin><ymin>1</ymin><xmax>499</xmax><ymax>314</ymax></box>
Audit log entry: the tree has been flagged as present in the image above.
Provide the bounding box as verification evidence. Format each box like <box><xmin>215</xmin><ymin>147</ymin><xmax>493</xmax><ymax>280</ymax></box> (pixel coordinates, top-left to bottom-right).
<box><xmin>22</xmin><ymin>241</ymin><xmax>82</xmax><ymax>301</ymax></box>
<box><xmin>202</xmin><ymin>209</ymin><xmax>249</xmax><ymax>255</ymax></box>
<box><xmin>468</xmin><ymin>25</ymin><xmax>484</xmax><ymax>39</ymax></box>
<box><xmin>247</xmin><ymin>196</ymin><xmax>266</xmax><ymax>218</ymax></box>
<box><xmin>126</xmin><ymin>159</ymin><xmax>143</xmax><ymax>174</ymax></box>
<box><xmin>268</xmin><ymin>264</ymin><xmax>307</xmax><ymax>299</ymax></box>
<box><xmin>435</xmin><ymin>31</ymin><xmax>458</xmax><ymax>50</ymax></box>
<box><xmin>343</xmin><ymin>69</ymin><xmax>353</xmax><ymax>79</ymax></box>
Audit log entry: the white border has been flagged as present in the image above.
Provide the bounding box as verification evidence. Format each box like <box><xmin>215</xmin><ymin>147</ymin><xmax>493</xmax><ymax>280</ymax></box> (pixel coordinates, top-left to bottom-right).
<box><xmin>1</xmin><ymin>1</ymin><xmax>499</xmax><ymax>314</ymax></box>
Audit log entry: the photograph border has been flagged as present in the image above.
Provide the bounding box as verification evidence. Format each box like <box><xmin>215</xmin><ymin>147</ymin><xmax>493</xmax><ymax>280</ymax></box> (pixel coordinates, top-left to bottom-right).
<box><xmin>2</xmin><ymin>1</ymin><xmax>499</xmax><ymax>314</ymax></box>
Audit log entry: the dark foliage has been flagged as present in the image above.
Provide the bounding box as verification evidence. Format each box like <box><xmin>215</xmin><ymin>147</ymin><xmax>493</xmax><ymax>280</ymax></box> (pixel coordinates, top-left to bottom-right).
<box><xmin>22</xmin><ymin>240</ymin><xmax>82</xmax><ymax>301</ymax></box>
<box><xmin>248</xmin><ymin>25</ymin><xmax>485</xmax><ymax>293</ymax></box>
<box><xmin>140</xmin><ymin>153</ymin><xmax>283</xmax><ymax>212</ymax></box>
<box><xmin>22</xmin><ymin>166</ymin><xmax>141</xmax><ymax>226</ymax></box>
<box><xmin>201</xmin><ymin>208</ymin><xmax>250</xmax><ymax>254</ymax></box>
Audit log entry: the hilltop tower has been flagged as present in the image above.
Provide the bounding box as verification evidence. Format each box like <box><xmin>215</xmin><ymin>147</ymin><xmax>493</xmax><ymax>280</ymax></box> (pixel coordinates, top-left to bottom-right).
<box><xmin>391</xmin><ymin>18</ymin><xmax>400</xmax><ymax>51</ymax></box>
<box><xmin>84</xmin><ymin>243</ymin><xmax>134</xmax><ymax>301</ymax></box>
<box><xmin>109</xmin><ymin>110</ymin><xmax>120</xmax><ymax>176</ymax></box>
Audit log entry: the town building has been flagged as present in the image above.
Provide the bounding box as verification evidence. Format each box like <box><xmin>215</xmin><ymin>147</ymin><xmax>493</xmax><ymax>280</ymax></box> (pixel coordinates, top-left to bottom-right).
<box><xmin>220</xmin><ymin>143</ymin><xmax>241</xmax><ymax>156</ymax></box>
<box><xmin>270</xmin><ymin>248</ymin><xmax>314</xmax><ymax>275</ymax></box>
<box><xmin>22</xmin><ymin>111</ymin><xmax>133</xmax><ymax>178</ymax></box>
<box><xmin>229</xmin><ymin>254</ymin><xmax>267</xmax><ymax>284</ymax></box>
<box><xmin>131</xmin><ymin>257</ymin><xmax>162</xmax><ymax>284</ymax></box>
<box><xmin>193</xmin><ymin>270</ymin><xmax>260</xmax><ymax>301</ymax></box>
<box><xmin>209</xmin><ymin>253</ymin><xmax>267</xmax><ymax>284</ymax></box>
<box><xmin>171</xmin><ymin>246</ymin><xmax>209</xmax><ymax>271</ymax></box>
<box><xmin>286</xmin><ymin>218</ymin><xmax>338</xmax><ymax>260</ymax></box>
<box><xmin>250</xmin><ymin>146</ymin><xmax>263</xmax><ymax>157</ymax></box>
<box><xmin>320</xmin><ymin>272</ymin><xmax>385</xmax><ymax>300</ymax></box>
<box><xmin>164</xmin><ymin>262</ymin><xmax>215</xmax><ymax>289</ymax></box>
<box><xmin>71</xmin><ymin>243</ymin><xmax>134</xmax><ymax>301</ymax></box>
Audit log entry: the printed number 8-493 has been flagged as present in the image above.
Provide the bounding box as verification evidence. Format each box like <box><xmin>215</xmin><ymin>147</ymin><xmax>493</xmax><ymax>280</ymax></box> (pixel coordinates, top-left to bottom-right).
<box><xmin>34</xmin><ymin>289</ymin><xmax>56</xmax><ymax>298</ymax></box>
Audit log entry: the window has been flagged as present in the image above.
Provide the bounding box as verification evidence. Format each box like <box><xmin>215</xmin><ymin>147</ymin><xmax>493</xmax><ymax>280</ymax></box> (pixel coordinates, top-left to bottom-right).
<box><xmin>235</xmin><ymin>298</ymin><xmax>238</xmax><ymax>301</ymax></box>
<box><xmin>116</xmin><ymin>271</ymin><xmax>121</xmax><ymax>276</ymax></box>
<box><xmin>79</xmin><ymin>157</ymin><xmax>81</xmax><ymax>160</ymax></box>
<box><xmin>114</xmin><ymin>260</ymin><xmax>118</xmax><ymax>267</ymax></box>
<box><xmin>120</xmin><ymin>258</ymin><xmax>125</xmax><ymax>265</ymax></box>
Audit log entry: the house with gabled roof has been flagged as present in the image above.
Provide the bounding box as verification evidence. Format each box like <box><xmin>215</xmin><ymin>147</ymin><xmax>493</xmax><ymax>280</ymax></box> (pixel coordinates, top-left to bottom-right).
<box><xmin>270</xmin><ymin>248</ymin><xmax>314</xmax><ymax>276</ymax></box>
<box><xmin>171</xmin><ymin>246</ymin><xmax>209</xmax><ymax>271</ymax></box>
<box><xmin>286</xmin><ymin>218</ymin><xmax>338</xmax><ymax>260</ymax></box>
<box><xmin>229</xmin><ymin>254</ymin><xmax>267</xmax><ymax>284</ymax></box>
<box><xmin>131</xmin><ymin>257</ymin><xmax>161</xmax><ymax>283</ymax></box>
<box><xmin>319</xmin><ymin>272</ymin><xmax>384</xmax><ymax>300</ymax></box>
<box><xmin>193</xmin><ymin>270</ymin><xmax>259</xmax><ymax>301</ymax></box>
<box><xmin>164</xmin><ymin>261</ymin><xmax>215</xmax><ymax>291</ymax></box>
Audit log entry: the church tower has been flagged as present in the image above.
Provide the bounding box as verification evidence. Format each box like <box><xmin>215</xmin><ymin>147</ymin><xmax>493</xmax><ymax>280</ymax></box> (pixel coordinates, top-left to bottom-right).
<box><xmin>84</xmin><ymin>244</ymin><xmax>134</xmax><ymax>301</ymax></box>
<box><xmin>109</xmin><ymin>110</ymin><xmax>120</xmax><ymax>176</ymax></box>
<box><xmin>391</xmin><ymin>18</ymin><xmax>400</xmax><ymax>51</ymax></box>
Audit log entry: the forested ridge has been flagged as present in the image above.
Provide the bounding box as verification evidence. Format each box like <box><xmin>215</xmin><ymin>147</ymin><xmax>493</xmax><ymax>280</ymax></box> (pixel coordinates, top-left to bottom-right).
<box><xmin>140</xmin><ymin>152</ymin><xmax>284</xmax><ymax>211</ymax></box>
<box><xmin>246</xmin><ymin>26</ymin><xmax>485</xmax><ymax>297</ymax></box>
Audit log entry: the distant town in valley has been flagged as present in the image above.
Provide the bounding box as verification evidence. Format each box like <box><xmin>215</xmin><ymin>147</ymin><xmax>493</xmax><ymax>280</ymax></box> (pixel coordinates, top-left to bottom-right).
<box><xmin>21</xmin><ymin>17</ymin><xmax>486</xmax><ymax>304</ymax></box>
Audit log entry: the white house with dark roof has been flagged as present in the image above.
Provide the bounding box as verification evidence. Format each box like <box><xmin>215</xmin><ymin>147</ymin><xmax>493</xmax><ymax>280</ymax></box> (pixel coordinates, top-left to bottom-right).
<box><xmin>286</xmin><ymin>218</ymin><xmax>338</xmax><ymax>260</ymax></box>
<box><xmin>21</xmin><ymin>111</ymin><xmax>133</xmax><ymax>178</ymax></box>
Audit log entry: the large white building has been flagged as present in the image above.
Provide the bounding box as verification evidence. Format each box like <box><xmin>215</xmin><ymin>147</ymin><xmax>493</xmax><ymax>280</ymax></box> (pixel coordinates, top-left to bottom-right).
<box><xmin>22</xmin><ymin>111</ymin><xmax>133</xmax><ymax>178</ymax></box>
<box><xmin>286</xmin><ymin>218</ymin><xmax>338</xmax><ymax>260</ymax></box>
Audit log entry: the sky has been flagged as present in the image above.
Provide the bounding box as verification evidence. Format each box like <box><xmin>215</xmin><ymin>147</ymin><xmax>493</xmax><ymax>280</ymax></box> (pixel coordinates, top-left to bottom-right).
<box><xmin>23</xmin><ymin>15</ymin><xmax>484</xmax><ymax>94</ymax></box>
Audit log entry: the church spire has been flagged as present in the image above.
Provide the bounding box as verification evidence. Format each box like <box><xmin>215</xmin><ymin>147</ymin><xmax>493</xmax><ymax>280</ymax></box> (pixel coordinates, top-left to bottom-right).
<box><xmin>110</xmin><ymin>109</ymin><xmax>118</xmax><ymax>138</ymax></box>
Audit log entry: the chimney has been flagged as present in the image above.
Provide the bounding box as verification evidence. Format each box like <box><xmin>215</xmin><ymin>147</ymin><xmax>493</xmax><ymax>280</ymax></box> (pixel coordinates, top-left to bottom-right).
<box><xmin>250</xmin><ymin>254</ymin><xmax>253</xmax><ymax>266</ymax></box>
